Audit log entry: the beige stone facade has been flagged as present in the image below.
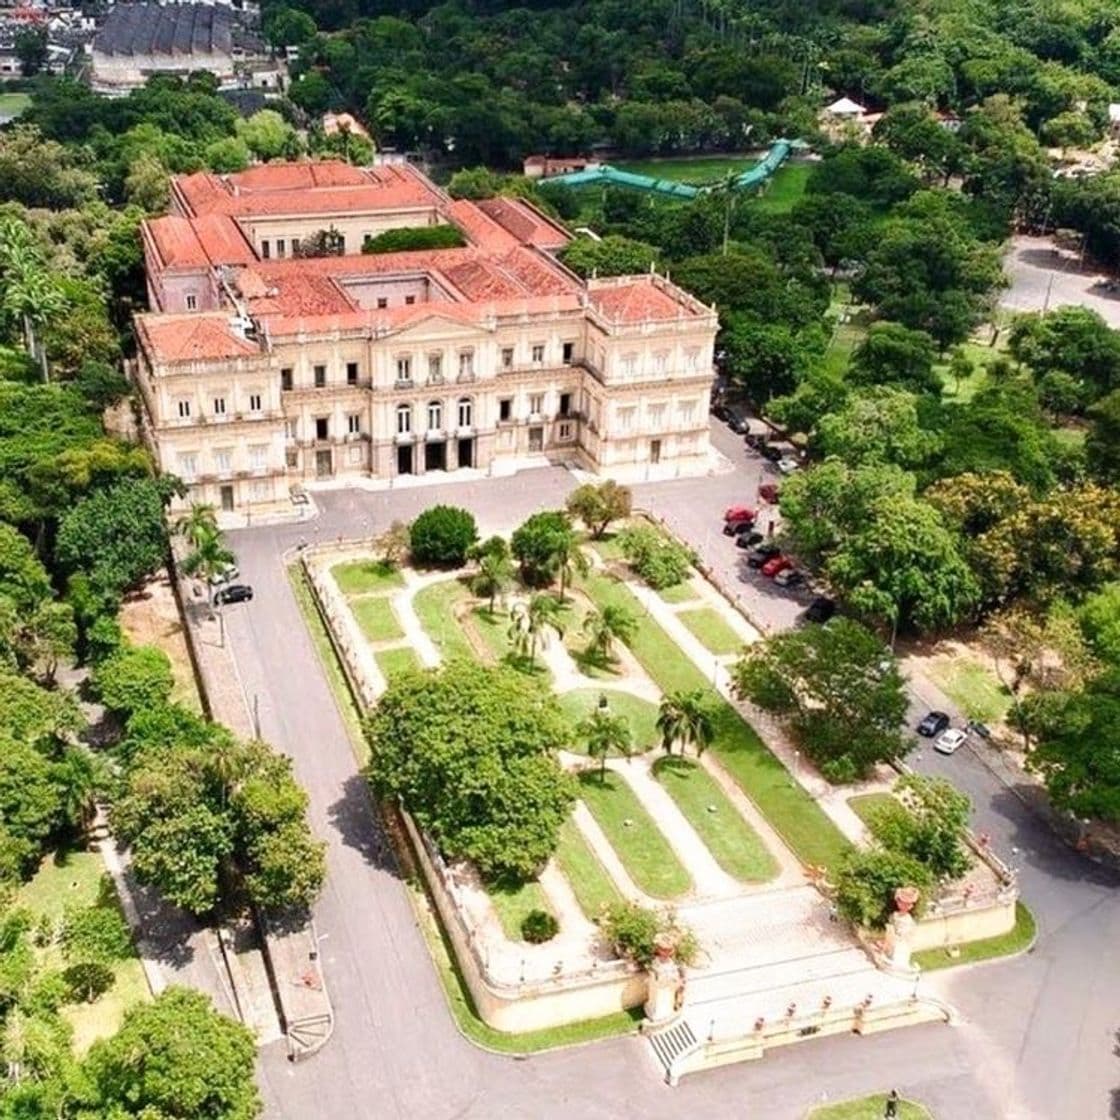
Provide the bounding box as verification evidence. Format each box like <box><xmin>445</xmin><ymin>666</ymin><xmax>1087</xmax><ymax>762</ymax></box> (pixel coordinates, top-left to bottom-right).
<box><xmin>134</xmin><ymin>160</ymin><xmax>718</xmax><ymax>515</ymax></box>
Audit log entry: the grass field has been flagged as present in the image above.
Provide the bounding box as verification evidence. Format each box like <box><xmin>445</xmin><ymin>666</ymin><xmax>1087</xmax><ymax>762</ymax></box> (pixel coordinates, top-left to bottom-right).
<box><xmin>0</xmin><ymin>92</ymin><xmax>31</xmax><ymax>119</ymax></box>
<box><xmin>925</xmin><ymin>656</ymin><xmax>1011</xmax><ymax>724</ymax></box>
<box><xmin>846</xmin><ymin>792</ymin><xmax>898</xmax><ymax>829</ymax></box>
<box><xmin>413</xmin><ymin>579</ymin><xmax>475</xmax><ymax>661</ymax></box>
<box><xmin>676</xmin><ymin>606</ymin><xmax>746</xmax><ymax>656</ymax></box>
<box><xmin>332</xmin><ymin>559</ymin><xmax>405</xmax><ymax>597</ymax></box>
<box><xmin>580</xmin><ymin>570</ymin><xmax>852</xmax><ymax>871</ymax></box>
<box><xmin>807</xmin><ymin>1095</ymin><xmax>932</xmax><ymax>1119</ymax></box>
<box><xmin>653</xmin><ymin>757</ymin><xmax>778</xmax><ymax>882</ymax></box>
<box><xmin>751</xmin><ymin>162</ymin><xmax>811</xmax><ymax>213</ymax></box>
<box><xmin>613</xmin><ymin>154</ymin><xmax>757</xmax><ymax>182</ymax></box>
<box><xmin>558</xmin><ymin>688</ymin><xmax>660</xmax><ymax>751</ymax></box>
<box><xmin>351</xmin><ymin>596</ymin><xmax>404</xmax><ymax>643</ymax></box>
<box><xmin>375</xmin><ymin>645</ymin><xmax>421</xmax><ymax>682</ymax></box>
<box><xmin>658</xmin><ymin>581</ymin><xmax>698</xmax><ymax>604</ymax></box>
<box><xmin>935</xmin><ymin>339</ymin><xmax>1005</xmax><ymax>404</ymax></box>
<box><xmin>554</xmin><ymin>818</ymin><xmax>622</xmax><ymax>919</ymax></box>
<box><xmin>17</xmin><ymin>849</ymin><xmax>151</xmax><ymax>1054</ymax></box>
<box><xmin>914</xmin><ymin>901</ymin><xmax>1036</xmax><ymax>971</ymax></box>
<box><xmin>576</xmin><ymin>770</ymin><xmax>692</xmax><ymax>899</ymax></box>
<box><xmin>486</xmin><ymin>878</ymin><xmax>555</xmax><ymax>942</ymax></box>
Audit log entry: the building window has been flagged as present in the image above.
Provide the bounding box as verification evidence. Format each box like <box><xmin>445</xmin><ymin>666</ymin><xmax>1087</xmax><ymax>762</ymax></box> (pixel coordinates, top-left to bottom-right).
<box><xmin>284</xmin><ymin>419</ymin><xmax>297</xmax><ymax>439</ymax></box>
<box><xmin>499</xmin><ymin>398</ymin><xmax>512</xmax><ymax>422</ymax></box>
<box><xmin>177</xmin><ymin>399</ymin><xmax>192</xmax><ymax>419</ymax></box>
<box><xmin>529</xmin><ymin>393</ymin><xmax>543</xmax><ymax>415</ymax></box>
<box><xmin>247</xmin><ymin>444</ymin><xmax>267</xmax><ymax>470</ymax></box>
<box><xmin>314</xmin><ymin>365</ymin><xmax>326</xmax><ymax>388</ymax></box>
<box><xmin>458</xmin><ymin>350</ymin><xmax>474</xmax><ymax>379</ymax></box>
<box><xmin>315</xmin><ymin>417</ymin><xmax>329</xmax><ymax>440</ymax></box>
<box><xmin>558</xmin><ymin>421</ymin><xmax>573</xmax><ymax>442</ymax></box>
<box><xmin>281</xmin><ymin>367</ymin><xmax>293</xmax><ymax>391</ymax></box>
<box><xmin>621</xmin><ymin>354</ymin><xmax>637</xmax><ymax>377</ymax></box>
<box><xmin>377</xmin><ymin>298</ymin><xmax>388</xmax><ymax>309</ymax></box>
<box><xmin>531</xmin><ymin>343</ymin><xmax>545</xmax><ymax>364</ymax></box>
<box><xmin>249</xmin><ymin>393</ymin><xmax>262</xmax><ymax>412</ymax></box>
<box><xmin>501</xmin><ymin>347</ymin><xmax>514</xmax><ymax>370</ymax></box>
<box><xmin>457</xmin><ymin>397</ymin><xmax>472</xmax><ymax>428</ymax></box>
<box><xmin>686</xmin><ymin>347</ymin><xmax>700</xmax><ymax>371</ymax></box>
<box><xmin>213</xmin><ymin>397</ymin><xmax>226</xmax><ymax>416</ymax></box>
<box><xmin>286</xmin><ymin>449</ymin><xmax>298</xmax><ymax>468</ymax></box>
<box><xmin>177</xmin><ymin>452</ymin><xmax>197</xmax><ymax>480</ymax></box>
<box><xmin>346</xmin><ymin>362</ymin><xmax>359</xmax><ymax>385</ymax></box>
<box><xmin>654</xmin><ymin>351</ymin><xmax>667</xmax><ymax>374</ymax></box>
<box><xmin>428</xmin><ymin>353</ymin><xmax>442</xmax><ymax>382</ymax></box>
<box><xmin>396</xmin><ymin>403</ymin><xmax>412</xmax><ymax>434</ymax></box>
<box><xmin>559</xmin><ymin>392</ymin><xmax>571</xmax><ymax>417</ymax></box>
<box><xmin>347</xmin><ymin>413</ymin><xmax>361</xmax><ymax>434</ymax></box>
<box><xmin>251</xmin><ymin>480</ymin><xmax>270</xmax><ymax>500</ymax></box>
<box><xmin>348</xmin><ymin>445</ymin><xmax>363</xmax><ymax>465</ymax></box>
<box><xmin>427</xmin><ymin>400</ymin><xmax>443</xmax><ymax>430</ymax></box>
<box><xmin>276</xmin><ymin>239</ymin><xmax>286</xmax><ymax>259</ymax></box>
<box><xmin>562</xmin><ymin>341</ymin><xmax>574</xmax><ymax>363</ymax></box>
<box><xmin>619</xmin><ymin>406</ymin><xmax>635</xmax><ymax>431</ymax></box>
<box><xmin>186</xmin><ymin>294</ymin><xmax>197</xmax><ymax>311</ymax></box>
<box><xmin>679</xmin><ymin>399</ymin><xmax>696</xmax><ymax>422</ymax></box>
<box><xmin>396</xmin><ymin>356</ymin><xmax>412</xmax><ymax>383</ymax></box>
<box><xmin>261</xmin><ymin>240</ymin><xmax>270</xmax><ymax>259</ymax></box>
<box><xmin>648</xmin><ymin>403</ymin><xmax>665</xmax><ymax>428</ymax></box>
<box><xmin>405</xmin><ymin>295</ymin><xmax>415</xmax><ymax>305</ymax></box>
<box><xmin>215</xmin><ymin>448</ymin><xmax>232</xmax><ymax>474</ymax></box>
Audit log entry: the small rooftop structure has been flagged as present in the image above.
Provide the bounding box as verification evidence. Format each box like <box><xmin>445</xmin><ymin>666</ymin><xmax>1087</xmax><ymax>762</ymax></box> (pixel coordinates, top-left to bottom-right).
<box><xmin>823</xmin><ymin>97</ymin><xmax>866</xmax><ymax>117</ymax></box>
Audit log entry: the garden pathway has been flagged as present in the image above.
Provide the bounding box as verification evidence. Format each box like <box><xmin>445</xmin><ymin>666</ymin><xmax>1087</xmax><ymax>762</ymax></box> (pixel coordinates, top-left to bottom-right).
<box><xmin>569</xmin><ymin>801</ymin><xmax>649</xmax><ymax>904</ymax></box>
<box><xmin>391</xmin><ymin>568</ymin><xmax>444</xmax><ymax>669</ymax></box>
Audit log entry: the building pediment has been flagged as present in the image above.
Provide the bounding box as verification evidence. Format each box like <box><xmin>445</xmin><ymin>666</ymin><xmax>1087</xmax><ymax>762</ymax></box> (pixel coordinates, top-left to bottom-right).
<box><xmin>383</xmin><ymin>310</ymin><xmax>491</xmax><ymax>343</ymax></box>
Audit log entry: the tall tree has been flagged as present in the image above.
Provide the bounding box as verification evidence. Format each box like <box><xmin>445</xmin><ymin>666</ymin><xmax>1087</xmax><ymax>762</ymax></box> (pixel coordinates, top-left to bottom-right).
<box><xmin>655</xmin><ymin>690</ymin><xmax>714</xmax><ymax>757</ymax></box>
<box><xmin>579</xmin><ymin>707</ymin><xmax>632</xmax><ymax>781</ymax></box>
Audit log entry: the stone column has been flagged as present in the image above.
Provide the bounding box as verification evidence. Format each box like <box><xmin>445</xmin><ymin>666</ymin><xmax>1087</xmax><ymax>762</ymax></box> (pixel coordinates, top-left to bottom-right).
<box><xmin>643</xmin><ymin>938</ymin><xmax>682</xmax><ymax>1025</ymax></box>
<box><xmin>884</xmin><ymin>885</ymin><xmax>920</xmax><ymax>971</ymax></box>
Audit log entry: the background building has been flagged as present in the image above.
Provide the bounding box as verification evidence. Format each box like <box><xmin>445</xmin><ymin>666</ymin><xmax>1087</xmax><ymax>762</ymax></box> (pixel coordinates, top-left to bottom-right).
<box><xmin>134</xmin><ymin>159</ymin><xmax>718</xmax><ymax>516</ymax></box>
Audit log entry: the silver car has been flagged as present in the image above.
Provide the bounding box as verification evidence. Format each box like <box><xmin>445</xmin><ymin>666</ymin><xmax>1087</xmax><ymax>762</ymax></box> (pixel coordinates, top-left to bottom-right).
<box><xmin>934</xmin><ymin>728</ymin><xmax>968</xmax><ymax>755</ymax></box>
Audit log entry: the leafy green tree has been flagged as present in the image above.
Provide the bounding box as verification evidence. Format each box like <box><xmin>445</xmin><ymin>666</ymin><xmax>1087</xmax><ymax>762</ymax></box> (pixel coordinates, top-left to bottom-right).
<box><xmin>1086</xmin><ymin>389</ymin><xmax>1120</xmax><ymax>482</ymax></box>
<box><xmin>815</xmin><ymin>386</ymin><xmax>934</xmax><ymax>468</ymax></box>
<box><xmin>236</xmin><ymin>109</ymin><xmax>300</xmax><ymax>162</ymax></box>
<box><xmin>53</xmin><ymin>747</ymin><xmax>104</xmax><ymax>835</ymax></box>
<box><xmin>365</xmin><ymin>662</ymin><xmax>574</xmax><ymax>882</ymax></box>
<box><xmin>0</xmin><ymin>523</ymin><xmax>50</xmax><ymax>612</ymax></box>
<box><xmin>848</xmin><ymin>322</ymin><xmax>939</xmax><ymax>395</ymax></box>
<box><xmin>1009</xmin><ymin>307</ymin><xmax>1120</xmax><ymax>403</ymax></box>
<box><xmin>617</xmin><ymin>524</ymin><xmax>693</xmax><ymax>589</ymax></box>
<box><xmin>511</xmin><ymin>510</ymin><xmax>575</xmax><ymax>588</ymax></box>
<box><xmin>0</xmin><ymin>737</ymin><xmax>63</xmax><ymax>864</ymax></box>
<box><xmin>732</xmin><ymin>618</ymin><xmax>910</xmax><ymax>782</ymax></box>
<box><xmin>1079</xmin><ymin>583</ymin><xmax>1120</xmax><ymax>666</ymax></box>
<box><xmin>13</xmin><ymin>27</ymin><xmax>47</xmax><ymax>76</ymax></box>
<box><xmin>182</xmin><ymin>528</ymin><xmax>235</xmax><ymax>595</ymax></box>
<box><xmin>92</xmin><ymin>645</ymin><xmax>173</xmax><ymax>717</ymax></box>
<box><xmin>601</xmin><ymin>902</ymin><xmax>698</xmax><ymax>967</ymax></box>
<box><xmin>60</xmin><ymin>902</ymin><xmax>133</xmax><ymax>967</ymax></box>
<box><xmin>470</xmin><ymin>550</ymin><xmax>514</xmax><ymax>615</ymax></box>
<box><xmin>581</xmin><ymin>605</ymin><xmax>636</xmax><ymax>662</ymax></box>
<box><xmin>175</xmin><ymin>503</ymin><xmax>218</xmax><ymax>550</ymax></box>
<box><xmin>579</xmin><ymin>708</ymin><xmax>632</xmax><ymax>781</ymax></box>
<box><xmin>84</xmin><ymin>988</ymin><xmax>260</xmax><ymax>1119</ymax></box>
<box><xmin>867</xmin><ymin>776</ymin><xmax>972</xmax><ymax>880</ymax></box>
<box><xmin>203</xmin><ymin>136</ymin><xmax>252</xmax><ymax>173</ymax></box>
<box><xmin>655</xmin><ymin>690</ymin><xmax>714</xmax><ymax>758</ymax></box>
<box><xmin>409</xmin><ymin>505</ymin><xmax>478</xmax><ymax>568</ymax></box>
<box><xmin>565</xmin><ymin>481</ymin><xmax>632</xmax><ymax>539</ymax></box>
<box><xmin>559</xmin><ymin>235</ymin><xmax>658</xmax><ymax>278</ymax></box>
<box><xmin>834</xmin><ymin>850</ymin><xmax>933</xmax><ymax>929</ymax></box>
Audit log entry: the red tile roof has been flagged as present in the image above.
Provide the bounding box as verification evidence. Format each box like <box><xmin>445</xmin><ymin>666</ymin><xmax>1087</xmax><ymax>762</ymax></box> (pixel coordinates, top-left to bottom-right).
<box><xmin>138</xmin><ymin>314</ymin><xmax>260</xmax><ymax>363</ymax></box>
<box><xmin>588</xmin><ymin>278</ymin><xmax>697</xmax><ymax>323</ymax></box>
<box><xmin>476</xmin><ymin>197</ymin><xmax>571</xmax><ymax>251</ymax></box>
<box><xmin>145</xmin><ymin>214</ymin><xmax>256</xmax><ymax>270</ymax></box>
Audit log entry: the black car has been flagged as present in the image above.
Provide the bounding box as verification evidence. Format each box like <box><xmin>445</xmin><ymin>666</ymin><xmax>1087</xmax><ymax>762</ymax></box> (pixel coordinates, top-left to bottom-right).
<box><xmin>917</xmin><ymin>710</ymin><xmax>950</xmax><ymax>738</ymax></box>
<box><xmin>215</xmin><ymin>583</ymin><xmax>254</xmax><ymax>605</ymax></box>
<box><xmin>722</xmin><ymin>516</ymin><xmax>754</xmax><ymax>536</ymax></box>
<box><xmin>804</xmin><ymin>596</ymin><xmax>835</xmax><ymax>623</ymax></box>
<box><xmin>759</xmin><ymin>444</ymin><xmax>783</xmax><ymax>463</ymax></box>
<box><xmin>725</xmin><ymin>410</ymin><xmax>749</xmax><ymax>435</ymax></box>
<box><xmin>745</xmin><ymin>544</ymin><xmax>781</xmax><ymax>568</ymax></box>
<box><xmin>735</xmin><ymin>530</ymin><xmax>765</xmax><ymax>549</ymax></box>
<box><xmin>711</xmin><ymin>402</ymin><xmax>731</xmax><ymax>421</ymax></box>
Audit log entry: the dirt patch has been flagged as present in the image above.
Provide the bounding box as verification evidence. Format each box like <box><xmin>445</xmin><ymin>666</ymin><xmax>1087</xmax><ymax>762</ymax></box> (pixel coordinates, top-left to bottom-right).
<box><xmin>119</xmin><ymin>569</ymin><xmax>203</xmax><ymax>712</ymax></box>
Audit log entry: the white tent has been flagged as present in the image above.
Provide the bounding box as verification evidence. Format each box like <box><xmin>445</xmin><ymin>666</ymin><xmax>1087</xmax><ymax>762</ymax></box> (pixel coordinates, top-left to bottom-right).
<box><xmin>824</xmin><ymin>97</ymin><xmax>866</xmax><ymax>117</ymax></box>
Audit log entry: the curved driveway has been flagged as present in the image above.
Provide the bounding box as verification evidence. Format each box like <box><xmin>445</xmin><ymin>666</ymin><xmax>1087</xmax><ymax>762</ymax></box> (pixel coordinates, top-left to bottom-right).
<box><xmin>225</xmin><ymin>449</ymin><xmax>1118</xmax><ymax>1120</ymax></box>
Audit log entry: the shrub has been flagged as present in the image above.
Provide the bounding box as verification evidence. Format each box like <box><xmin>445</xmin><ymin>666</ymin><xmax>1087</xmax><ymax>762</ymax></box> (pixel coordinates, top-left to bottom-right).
<box><xmin>61</xmin><ymin>902</ymin><xmax>133</xmax><ymax>965</ymax></box>
<box><xmin>867</xmin><ymin>775</ymin><xmax>972</xmax><ymax>880</ymax></box>
<box><xmin>566</xmin><ymin>481</ymin><xmax>632</xmax><ymax>539</ymax></box>
<box><xmin>617</xmin><ymin>525</ymin><xmax>693</xmax><ymax>589</ymax></box>
<box><xmin>601</xmin><ymin>902</ymin><xmax>699</xmax><ymax>968</ymax></box>
<box><xmin>520</xmin><ymin>909</ymin><xmax>559</xmax><ymax>944</ymax></box>
<box><xmin>363</xmin><ymin>225</ymin><xmax>466</xmax><ymax>253</ymax></box>
<box><xmin>62</xmin><ymin>960</ymin><xmax>115</xmax><ymax>1003</ymax></box>
<box><xmin>92</xmin><ymin>644</ymin><xmax>173</xmax><ymax>717</ymax></box>
<box><xmin>409</xmin><ymin>505</ymin><xmax>478</xmax><ymax>567</ymax></box>
<box><xmin>834</xmin><ymin>850</ymin><xmax>933</xmax><ymax>929</ymax></box>
<box><xmin>86</xmin><ymin>615</ymin><xmax>123</xmax><ymax>664</ymax></box>
<box><xmin>510</xmin><ymin>510</ymin><xmax>575</xmax><ymax>587</ymax></box>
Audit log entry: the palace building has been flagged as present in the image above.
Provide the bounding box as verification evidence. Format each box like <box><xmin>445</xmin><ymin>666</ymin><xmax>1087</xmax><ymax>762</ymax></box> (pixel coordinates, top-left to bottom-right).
<box><xmin>134</xmin><ymin>159</ymin><xmax>719</xmax><ymax>515</ymax></box>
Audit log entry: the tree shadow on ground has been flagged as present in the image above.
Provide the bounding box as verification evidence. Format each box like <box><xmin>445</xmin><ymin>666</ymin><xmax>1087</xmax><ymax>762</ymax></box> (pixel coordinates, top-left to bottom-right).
<box><xmin>327</xmin><ymin>772</ymin><xmax>399</xmax><ymax>876</ymax></box>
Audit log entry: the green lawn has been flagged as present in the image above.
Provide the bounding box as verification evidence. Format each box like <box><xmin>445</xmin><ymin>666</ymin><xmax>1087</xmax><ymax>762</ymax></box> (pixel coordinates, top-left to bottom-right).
<box><xmin>0</xmin><ymin>92</ymin><xmax>31</xmax><ymax>118</ymax></box>
<box><xmin>658</xmin><ymin>581</ymin><xmax>698</xmax><ymax>604</ymax></box>
<box><xmin>752</xmin><ymin>162</ymin><xmax>812</xmax><ymax>213</ymax></box>
<box><xmin>412</xmin><ymin>579</ymin><xmax>475</xmax><ymax>662</ymax></box>
<box><xmin>846</xmin><ymin>792</ymin><xmax>898</xmax><ymax>828</ymax></box>
<box><xmin>807</xmin><ymin>1095</ymin><xmax>932</xmax><ymax>1119</ymax></box>
<box><xmin>591</xmin><ymin>533</ymin><xmax>628</xmax><ymax>562</ymax></box>
<box><xmin>925</xmin><ymin>656</ymin><xmax>1011</xmax><ymax>724</ymax></box>
<box><xmin>332</xmin><ymin>559</ymin><xmax>405</xmax><ymax>596</ymax></box>
<box><xmin>914</xmin><ymin>901</ymin><xmax>1036</xmax><ymax>971</ymax></box>
<box><xmin>1051</xmin><ymin>426</ymin><xmax>1086</xmax><ymax>451</ymax></box>
<box><xmin>613</xmin><ymin>154</ymin><xmax>757</xmax><ymax>183</ymax></box>
<box><xmin>486</xmin><ymin>878</ymin><xmax>556</xmax><ymax>942</ymax></box>
<box><xmin>411</xmin><ymin>883</ymin><xmax>642</xmax><ymax>1052</ymax></box>
<box><xmin>558</xmin><ymin>688</ymin><xmax>660</xmax><ymax>752</ymax></box>
<box><xmin>653</xmin><ymin>757</ymin><xmax>778</xmax><ymax>882</ymax></box>
<box><xmin>579</xmin><ymin>570</ymin><xmax>852</xmax><ymax>871</ymax></box>
<box><xmin>576</xmin><ymin>770</ymin><xmax>692</xmax><ymax>899</ymax></box>
<box><xmin>375</xmin><ymin>645</ymin><xmax>422</xmax><ymax>682</ymax></box>
<box><xmin>351</xmin><ymin>596</ymin><xmax>404</xmax><ymax>643</ymax></box>
<box><xmin>554</xmin><ymin>818</ymin><xmax>623</xmax><ymax>920</ymax></box>
<box><xmin>676</xmin><ymin>607</ymin><xmax>746</xmax><ymax>656</ymax></box>
<box><xmin>287</xmin><ymin>564</ymin><xmax>368</xmax><ymax>757</ymax></box>
<box><xmin>821</xmin><ymin>316</ymin><xmax>867</xmax><ymax>379</ymax></box>
<box><xmin>17</xmin><ymin>849</ymin><xmax>151</xmax><ymax>1054</ymax></box>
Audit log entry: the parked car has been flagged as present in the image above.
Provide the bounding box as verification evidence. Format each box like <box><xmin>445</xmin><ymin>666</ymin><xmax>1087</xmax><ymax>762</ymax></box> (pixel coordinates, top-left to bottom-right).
<box><xmin>207</xmin><ymin>562</ymin><xmax>239</xmax><ymax>587</ymax></box>
<box><xmin>967</xmin><ymin>720</ymin><xmax>992</xmax><ymax>740</ymax></box>
<box><xmin>759</xmin><ymin>483</ymin><xmax>781</xmax><ymax>503</ymax></box>
<box><xmin>735</xmin><ymin>529</ymin><xmax>765</xmax><ymax>549</ymax></box>
<box><xmin>214</xmin><ymin>583</ymin><xmax>254</xmax><ymax>605</ymax></box>
<box><xmin>934</xmin><ymin>727</ymin><xmax>969</xmax><ymax>755</ymax></box>
<box><xmin>711</xmin><ymin>400</ymin><xmax>730</xmax><ymax>420</ymax></box>
<box><xmin>917</xmin><ymin>710</ymin><xmax>950</xmax><ymax>738</ymax></box>
<box><xmin>759</xmin><ymin>444</ymin><xmax>782</xmax><ymax>462</ymax></box>
<box><xmin>804</xmin><ymin>597</ymin><xmax>835</xmax><ymax>623</ymax></box>
<box><xmin>744</xmin><ymin>432</ymin><xmax>763</xmax><ymax>449</ymax></box>
<box><xmin>774</xmin><ymin>567</ymin><xmax>802</xmax><ymax>587</ymax></box>
<box><xmin>777</xmin><ymin>456</ymin><xmax>800</xmax><ymax>474</ymax></box>
<box><xmin>746</xmin><ymin>544</ymin><xmax>782</xmax><ymax>568</ymax></box>
<box><xmin>761</xmin><ymin>555</ymin><xmax>792</xmax><ymax>577</ymax></box>
<box><xmin>725</xmin><ymin>410</ymin><xmax>749</xmax><ymax>435</ymax></box>
<box><xmin>722</xmin><ymin>505</ymin><xmax>756</xmax><ymax>533</ymax></box>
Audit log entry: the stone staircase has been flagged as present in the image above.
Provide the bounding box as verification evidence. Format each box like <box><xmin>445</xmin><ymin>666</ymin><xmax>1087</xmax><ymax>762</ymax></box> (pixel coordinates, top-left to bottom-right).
<box><xmin>286</xmin><ymin>1011</ymin><xmax>335</xmax><ymax>1060</ymax></box>
<box><xmin>647</xmin><ymin>1020</ymin><xmax>699</xmax><ymax>1075</ymax></box>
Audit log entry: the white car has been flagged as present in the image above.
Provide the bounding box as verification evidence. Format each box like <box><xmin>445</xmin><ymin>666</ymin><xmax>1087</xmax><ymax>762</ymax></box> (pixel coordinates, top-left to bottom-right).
<box><xmin>777</xmin><ymin>456</ymin><xmax>800</xmax><ymax>474</ymax></box>
<box><xmin>934</xmin><ymin>727</ymin><xmax>968</xmax><ymax>755</ymax></box>
<box><xmin>208</xmin><ymin>563</ymin><xmax>239</xmax><ymax>587</ymax></box>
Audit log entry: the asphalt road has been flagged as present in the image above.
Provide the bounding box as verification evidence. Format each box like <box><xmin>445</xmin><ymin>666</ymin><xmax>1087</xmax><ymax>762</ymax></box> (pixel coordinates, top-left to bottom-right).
<box><xmin>222</xmin><ymin>429</ymin><xmax>1119</xmax><ymax>1120</ymax></box>
<box><xmin>1002</xmin><ymin>235</ymin><xmax>1120</xmax><ymax>326</ymax></box>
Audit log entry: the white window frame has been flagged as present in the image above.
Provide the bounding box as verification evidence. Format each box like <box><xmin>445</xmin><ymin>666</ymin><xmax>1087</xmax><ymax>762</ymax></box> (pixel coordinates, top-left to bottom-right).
<box><xmin>396</xmin><ymin>403</ymin><xmax>412</xmax><ymax>434</ymax></box>
<box><xmin>457</xmin><ymin>397</ymin><xmax>472</xmax><ymax>428</ymax></box>
<box><xmin>427</xmin><ymin>400</ymin><xmax>443</xmax><ymax>430</ymax></box>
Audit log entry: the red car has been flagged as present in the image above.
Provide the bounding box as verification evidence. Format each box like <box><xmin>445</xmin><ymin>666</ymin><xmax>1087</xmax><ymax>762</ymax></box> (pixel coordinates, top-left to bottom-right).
<box><xmin>758</xmin><ymin>483</ymin><xmax>780</xmax><ymax>504</ymax></box>
<box><xmin>761</xmin><ymin>555</ymin><xmax>792</xmax><ymax>578</ymax></box>
<box><xmin>724</xmin><ymin>505</ymin><xmax>756</xmax><ymax>524</ymax></box>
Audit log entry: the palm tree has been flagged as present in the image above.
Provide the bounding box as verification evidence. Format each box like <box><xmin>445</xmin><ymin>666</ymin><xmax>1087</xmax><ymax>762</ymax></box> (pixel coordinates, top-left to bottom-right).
<box><xmin>507</xmin><ymin>593</ymin><xmax>565</xmax><ymax>667</ymax></box>
<box><xmin>471</xmin><ymin>551</ymin><xmax>515</xmax><ymax>615</ymax></box>
<box><xmin>579</xmin><ymin>707</ymin><xmax>632</xmax><ymax>782</ymax></box>
<box><xmin>182</xmin><ymin>529</ymin><xmax>235</xmax><ymax>592</ymax></box>
<box><xmin>0</xmin><ymin>266</ymin><xmax>64</xmax><ymax>383</ymax></box>
<box><xmin>656</xmin><ymin>690</ymin><xmax>715</xmax><ymax>757</ymax></box>
<box><xmin>554</xmin><ymin>537</ymin><xmax>589</xmax><ymax>600</ymax></box>
<box><xmin>176</xmin><ymin>503</ymin><xmax>219</xmax><ymax>549</ymax></box>
<box><xmin>54</xmin><ymin>748</ymin><xmax>105</xmax><ymax>836</ymax></box>
<box><xmin>581</xmin><ymin>604</ymin><xmax>636</xmax><ymax>662</ymax></box>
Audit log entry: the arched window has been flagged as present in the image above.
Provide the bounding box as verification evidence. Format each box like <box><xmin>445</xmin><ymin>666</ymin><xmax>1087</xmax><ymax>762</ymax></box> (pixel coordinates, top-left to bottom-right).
<box><xmin>457</xmin><ymin>397</ymin><xmax>473</xmax><ymax>428</ymax></box>
<box><xmin>396</xmin><ymin>403</ymin><xmax>412</xmax><ymax>435</ymax></box>
<box><xmin>427</xmin><ymin>400</ymin><xmax>443</xmax><ymax>430</ymax></box>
